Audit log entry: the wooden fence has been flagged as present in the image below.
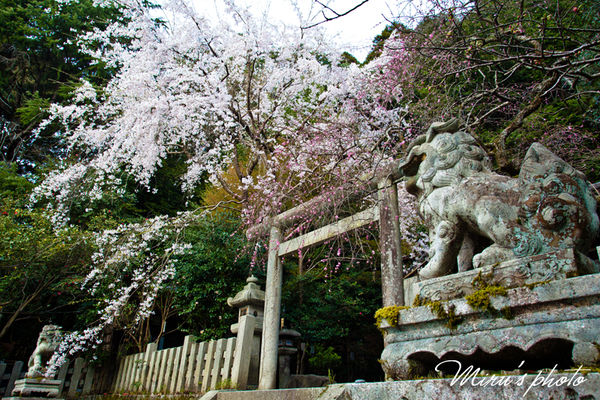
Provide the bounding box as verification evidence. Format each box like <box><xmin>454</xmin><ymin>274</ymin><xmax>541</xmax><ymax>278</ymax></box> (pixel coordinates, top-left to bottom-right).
<box><xmin>0</xmin><ymin>315</ymin><xmax>257</xmax><ymax>396</ymax></box>
<box><xmin>0</xmin><ymin>358</ymin><xmax>93</xmax><ymax>398</ymax></box>
<box><xmin>113</xmin><ymin>335</ymin><xmax>238</xmax><ymax>393</ymax></box>
<box><xmin>0</xmin><ymin>361</ymin><xmax>23</xmax><ymax>398</ymax></box>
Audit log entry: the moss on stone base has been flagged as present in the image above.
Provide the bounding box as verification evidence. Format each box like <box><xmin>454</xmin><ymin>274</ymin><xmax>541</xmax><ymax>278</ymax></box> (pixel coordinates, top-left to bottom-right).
<box><xmin>427</xmin><ymin>301</ymin><xmax>462</xmax><ymax>330</ymax></box>
<box><xmin>524</xmin><ymin>280</ymin><xmax>551</xmax><ymax>290</ymax></box>
<box><xmin>375</xmin><ymin>305</ymin><xmax>409</xmax><ymax>332</ymax></box>
<box><xmin>465</xmin><ymin>285</ymin><xmax>507</xmax><ymax>311</ymax></box>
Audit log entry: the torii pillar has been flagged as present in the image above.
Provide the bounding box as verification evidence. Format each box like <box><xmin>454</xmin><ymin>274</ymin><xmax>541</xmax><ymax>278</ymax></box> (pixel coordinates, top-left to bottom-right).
<box><xmin>258</xmin><ymin>226</ymin><xmax>284</xmax><ymax>390</ymax></box>
<box><xmin>378</xmin><ymin>176</ymin><xmax>404</xmax><ymax>308</ymax></box>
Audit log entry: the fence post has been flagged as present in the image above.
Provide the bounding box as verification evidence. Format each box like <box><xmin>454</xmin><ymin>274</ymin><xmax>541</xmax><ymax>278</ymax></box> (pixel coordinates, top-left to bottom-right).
<box><xmin>112</xmin><ymin>358</ymin><xmax>124</xmax><ymax>392</ymax></box>
<box><xmin>209</xmin><ymin>339</ymin><xmax>226</xmax><ymax>390</ymax></box>
<box><xmin>141</xmin><ymin>342</ymin><xmax>157</xmax><ymax>392</ymax></box>
<box><xmin>183</xmin><ymin>342</ymin><xmax>198</xmax><ymax>392</ymax></box>
<box><xmin>6</xmin><ymin>361</ymin><xmax>23</xmax><ymax>397</ymax></box>
<box><xmin>82</xmin><ymin>364</ymin><xmax>95</xmax><ymax>395</ymax></box>
<box><xmin>150</xmin><ymin>350</ymin><xmax>165</xmax><ymax>393</ymax></box>
<box><xmin>144</xmin><ymin>347</ymin><xmax>158</xmax><ymax>392</ymax></box>
<box><xmin>192</xmin><ymin>342</ymin><xmax>207</xmax><ymax>392</ymax></box>
<box><xmin>125</xmin><ymin>355</ymin><xmax>136</xmax><ymax>391</ymax></box>
<box><xmin>57</xmin><ymin>358</ymin><xmax>70</xmax><ymax>395</ymax></box>
<box><xmin>156</xmin><ymin>349</ymin><xmax>171</xmax><ymax>393</ymax></box>
<box><xmin>133</xmin><ymin>353</ymin><xmax>143</xmax><ymax>389</ymax></box>
<box><xmin>201</xmin><ymin>341</ymin><xmax>216</xmax><ymax>393</ymax></box>
<box><xmin>231</xmin><ymin>314</ymin><xmax>256</xmax><ymax>390</ymax></box>
<box><xmin>168</xmin><ymin>347</ymin><xmax>182</xmax><ymax>393</ymax></box>
<box><xmin>221</xmin><ymin>337</ymin><xmax>236</xmax><ymax>384</ymax></box>
<box><xmin>174</xmin><ymin>336</ymin><xmax>194</xmax><ymax>393</ymax></box>
<box><xmin>68</xmin><ymin>358</ymin><xmax>85</xmax><ymax>397</ymax></box>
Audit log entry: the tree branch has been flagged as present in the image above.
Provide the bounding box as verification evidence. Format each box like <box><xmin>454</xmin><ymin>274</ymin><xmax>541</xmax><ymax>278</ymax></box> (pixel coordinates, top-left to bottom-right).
<box><xmin>302</xmin><ymin>0</ymin><xmax>370</xmax><ymax>30</ymax></box>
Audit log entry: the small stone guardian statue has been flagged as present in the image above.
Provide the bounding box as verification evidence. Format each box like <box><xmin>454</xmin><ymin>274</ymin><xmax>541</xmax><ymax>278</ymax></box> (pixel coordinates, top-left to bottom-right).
<box><xmin>10</xmin><ymin>325</ymin><xmax>64</xmax><ymax>399</ymax></box>
<box><xmin>26</xmin><ymin>325</ymin><xmax>63</xmax><ymax>378</ymax></box>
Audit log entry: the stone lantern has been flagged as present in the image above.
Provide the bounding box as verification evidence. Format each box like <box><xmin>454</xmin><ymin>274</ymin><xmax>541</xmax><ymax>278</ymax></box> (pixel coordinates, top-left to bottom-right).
<box><xmin>227</xmin><ymin>276</ymin><xmax>265</xmax><ymax>388</ymax></box>
<box><xmin>278</xmin><ymin>328</ymin><xmax>301</xmax><ymax>388</ymax></box>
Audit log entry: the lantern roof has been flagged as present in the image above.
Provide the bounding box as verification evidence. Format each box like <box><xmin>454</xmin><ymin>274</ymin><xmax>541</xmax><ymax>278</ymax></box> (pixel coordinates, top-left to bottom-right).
<box><xmin>227</xmin><ymin>275</ymin><xmax>265</xmax><ymax>308</ymax></box>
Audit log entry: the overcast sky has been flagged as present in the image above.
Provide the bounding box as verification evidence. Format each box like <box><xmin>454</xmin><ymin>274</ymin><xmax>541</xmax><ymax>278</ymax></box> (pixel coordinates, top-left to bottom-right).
<box><xmin>189</xmin><ymin>0</ymin><xmax>399</xmax><ymax>62</ymax></box>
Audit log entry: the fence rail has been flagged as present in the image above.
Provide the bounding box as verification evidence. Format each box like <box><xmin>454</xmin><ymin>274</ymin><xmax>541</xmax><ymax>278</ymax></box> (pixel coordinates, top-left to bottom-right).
<box><xmin>113</xmin><ymin>335</ymin><xmax>237</xmax><ymax>393</ymax></box>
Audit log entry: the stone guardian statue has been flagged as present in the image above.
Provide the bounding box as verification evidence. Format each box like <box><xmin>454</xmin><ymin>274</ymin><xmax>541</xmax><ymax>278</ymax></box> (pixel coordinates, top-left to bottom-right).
<box><xmin>399</xmin><ymin>119</ymin><xmax>599</xmax><ymax>279</ymax></box>
<box><xmin>26</xmin><ymin>325</ymin><xmax>63</xmax><ymax>378</ymax></box>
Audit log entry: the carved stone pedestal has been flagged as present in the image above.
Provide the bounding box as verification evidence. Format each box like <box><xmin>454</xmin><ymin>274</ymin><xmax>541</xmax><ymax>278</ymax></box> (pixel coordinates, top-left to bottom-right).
<box><xmin>6</xmin><ymin>378</ymin><xmax>62</xmax><ymax>399</ymax></box>
<box><xmin>380</xmin><ymin>271</ymin><xmax>600</xmax><ymax>380</ymax></box>
<box><xmin>403</xmin><ymin>248</ymin><xmax>598</xmax><ymax>304</ymax></box>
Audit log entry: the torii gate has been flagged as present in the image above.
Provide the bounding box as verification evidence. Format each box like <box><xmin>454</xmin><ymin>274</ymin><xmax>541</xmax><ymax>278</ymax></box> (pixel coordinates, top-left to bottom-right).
<box><xmin>247</xmin><ymin>162</ymin><xmax>405</xmax><ymax>390</ymax></box>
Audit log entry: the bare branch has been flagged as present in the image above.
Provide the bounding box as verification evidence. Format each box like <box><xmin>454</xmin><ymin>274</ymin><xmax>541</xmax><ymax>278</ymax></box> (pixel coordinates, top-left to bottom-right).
<box><xmin>215</xmin><ymin>173</ymin><xmax>244</xmax><ymax>202</ymax></box>
<box><xmin>302</xmin><ymin>0</ymin><xmax>370</xmax><ymax>30</ymax></box>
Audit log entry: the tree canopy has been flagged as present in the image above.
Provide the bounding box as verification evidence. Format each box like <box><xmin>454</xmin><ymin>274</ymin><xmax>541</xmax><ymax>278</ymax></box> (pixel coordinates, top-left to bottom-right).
<box><xmin>366</xmin><ymin>0</ymin><xmax>600</xmax><ymax>178</ymax></box>
<box><xmin>0</xmin><ymin>0</ymin><xmax>125</xmax><ymax>168</ymax></box>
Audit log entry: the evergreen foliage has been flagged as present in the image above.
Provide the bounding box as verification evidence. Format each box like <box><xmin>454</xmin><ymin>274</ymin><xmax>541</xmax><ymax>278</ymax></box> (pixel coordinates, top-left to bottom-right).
<box><xmin>170</xmin><ymin>211</ymin><xmax>254</xmax><ymax>342</ymax></box>
<box><xmin>0</xmin><ymin>0</ymin><xmax>125</xmax><ymax>168</ymax></box>
<box><xmin>0</xmin><ymin>163</ymin><xmax>93</xmax><ymax>355</ymax></box>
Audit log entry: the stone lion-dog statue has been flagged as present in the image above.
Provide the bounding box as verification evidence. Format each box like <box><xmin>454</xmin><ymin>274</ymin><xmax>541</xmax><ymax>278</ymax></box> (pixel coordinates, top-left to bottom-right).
<box><xmin>26</xmin><ymin>325</ymin><xmax>63</xmax><ymax>378</ymax></box>
<box><xmin>399</xmin><ymin>118</ymin><xmax>599</xmax><ymax>279</ymax></box>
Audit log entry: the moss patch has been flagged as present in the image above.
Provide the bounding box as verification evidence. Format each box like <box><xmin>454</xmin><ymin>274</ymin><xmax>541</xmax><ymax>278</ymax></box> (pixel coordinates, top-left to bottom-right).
<box><xmin>524</xmin><ymin>280</ymin><xmax>551</xmax><ymax>291</ymax></box>
<box><xmin>501</xmin><ymin>306</ymin><xmax>513</xmax><ymax>320</ymax></box>
<box><xmin>412</xmin><ymin>294</ymin><xmax>423</xmax><ymax>307</ymax></box>
<box><xmin>410</xmin><ymin>294</ymin><xmax>463</xmax><ymax>330</ymax></box>
<box><xmin>465</xmin><ymin>285</ymin><xmax>507</xmax><ymax>311</ymax></box>
<box><xmin>428</xmin><ymin>301</ymin><xmax>445</xmax><ymax>318</ymax></box>
<box><xmin>427</xmin><ymin>301</ymin><xmax>462</xmax><ymax>330</ymax></box>
<box><xmin>471</xmin><ymin>269</ymin><xmax>496</xmax><ymax>290</ymax></box>
<box><xmin>465</xmin><ymin>270</ymin><xmax>511</xmax><ymax>318</ymax></box>
<box><xmin>374</xmin><ymin>305</ymin><xmax>409</xmax><ymax>332</ymax></box>
<box><xmin>445</xmin><ymin>305</ymin><xmax>462</xmax><ymax>330</ymax></box>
